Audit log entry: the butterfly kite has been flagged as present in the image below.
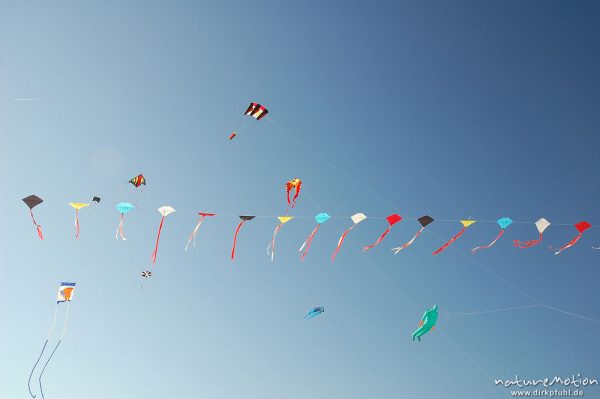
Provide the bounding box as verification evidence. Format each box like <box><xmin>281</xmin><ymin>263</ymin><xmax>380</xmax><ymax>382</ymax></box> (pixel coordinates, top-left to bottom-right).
<box><xmin>285</xmin><ymin>178</ymin><xmax>302</xmax><ymax>213</ymax></box>
<box><xmin>304</xmin><ymin>307</ymin><xmax>325</xmax><ymax>319</ymax></box>
<box><xmin>267</xmin><ymin>216</ymin><xmax>294</xmax><ymax>262</ymax></box>
<box><xmin>299</xmin><ymin>212</ymin><xmax>331</xmax><ymax>261</ymax></box>
<box><xmin>229</xmin><ymin>102</ymin><xmax>268</xmax><ymax>140</ymax></box>
<box><xmin>115</xmin><ymin>202</ymin><xmax>135</xmax><ymax>240</ymax></box>
<box><xmin>151</xmin><ymin>206</ymin><xmax>175</xmax><ymax>264</ymax></box>
<box><xmin>551</xmin><ymin>221</ymin><xmax>592</xmax><ymax>255</ymax></box>
<box><xmin>471</xmin><ymin>217</ymin><xmax>513</xmax><ymax>253</ymax></box>
<box><xmin>28</xmin><ymin>282</ymin><xmax>76</xmax><ymax>399</ymax></box>
<box><xmin>23</xmin><ymin>195</ymin><xmax>44</xmax><ymax>239</ymax></box>
<box><xmin>185</xmin><ymin>212</ymin><xmax>216</xmax><ymax>251</ymax></box>
<box><xmin>391</xmin><ymin>215</ymin><xmax>434</xmax><ymax>254</ymax></box>
<box><xmin>513</xmin><ymin>218</ymin><xmax>551</xmax><ymax>249</ymax></box>
<box><xmin>231</xmin><ymin>216</ymin><xmax>255</xmax><ymax>261</ymax></box>
<box><xmin>432</xmin><ymin>219</ymin><xmax>476</xmax><ymax>255</ymax></box>
<box><xmin>363</xmin><ymin>214</ymin><xmax>402</xmax><ymax>252</ymax></box>
<box><xmin>331</xmin><ymin>213</ymin><xmax>367</xmax><ymax>262</ymax></box>
<box><xmin>69</xmin><ymin>202</ymin><xmax>90</xmax><ymax>239</ymax></box>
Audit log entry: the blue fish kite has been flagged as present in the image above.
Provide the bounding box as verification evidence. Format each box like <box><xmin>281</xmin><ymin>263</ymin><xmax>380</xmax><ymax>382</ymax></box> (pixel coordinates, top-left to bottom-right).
<box><xmin>304</xmin><ymin>307</ymin><xmax>325</xmax><ymax>319</ymax></box>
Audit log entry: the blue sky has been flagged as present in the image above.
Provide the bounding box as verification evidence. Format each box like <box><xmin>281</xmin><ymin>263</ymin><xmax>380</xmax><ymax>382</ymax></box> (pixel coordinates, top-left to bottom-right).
<box><xmin>1</xmin><ymin>1</ymin><xmax>599</xmax><ymax>398</ymax></box>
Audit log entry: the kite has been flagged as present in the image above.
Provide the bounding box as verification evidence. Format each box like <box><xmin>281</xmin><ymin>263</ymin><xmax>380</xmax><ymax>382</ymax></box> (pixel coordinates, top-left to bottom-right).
<box><xmin>412</xmin><ymin>305</ymin><xmax>438</xmax><ymax>342</ymax></box>
<box><xmin>391</xmin><ymin>215</ymin><xmax>434</xmax><ymax>255</ymax></box>
<box><xmin>68</xmin><ymin>203</ymin><xmax>90</xmax><ymax>239</ymax></box>
<box><xmin>115</xmin><ymin>202</ymin><xmax>135</xmax><ymax>240</ymax></box>
<box><xmin>285</xmin><ymin>178</ymin><xmax>302</xmax><ymax>213</ymax></box>
<box><xmin>127</xmin><ymin>174</ymin><xmax>146</xmax><ymax>187</ymax></box>
<box><xmin>141</xmin><ymin>271</ymin><xmax>152</xmax><ymax>278</ymax></box>
<box><xmin>471</xmin><ymin>217</ymin><xmax>513</xmax><ymax>253</ymax></box>
<box><xmin>231</xmin><ymin>216</ymin><xmax>255</xmax><ymax>261</ymax></box>
<box><xmin>304</xmin><ymin>307</ymin><xmax>325</xmax><ymax>319</ymax></box>
<box><xmin>185</xmin><ymin>212</ymin><xmax>216</xmax><ymax>251</ymax></box>
<box><xmin>299</xmin><ymin>212</ymin><xmax>331</xmax><ymax>261</ymax></box>
<box><xmin>432</xmin><ymin>220</ymin><xmax>476</xmax><ymax>255</ymax></box>
<box><xmin>363</xmin><ymin>214</ymin><xmax>402</xmax><ymax>252</ymax></box>
<box><xmin>551</xmin><ymin>221</ymin><xmax>592</xmax><ymax>255</ymax></box>
<box><xmin>331</xmin><ymin>213</ymin><xmax>367</xmax><ymax>262</ymax></box>
<box><xmin>267</xmin><ymin>216</ymin><xmax>294</xmax><ymax>262</ymax></box>
<box><xmin>229</xmin><ymin>102</ymin><xmax>268</xmax><ymax>140</ymax></box>
<box><xmin>513</xmin><ymin>218</ymin><xmax>551</xmax><ymax>249</ymax></box>
<box><xmin>23</xmin><ymin>195</ymin><xmax>44</xmax><ymax>240</ymax></box>
<box><xmin>28</xmin><ymin>282</ymin><xmax>75</xmax><ymax>399</ymax></box>
<box><xmin>151</xmin><ymin>206</ymin><xmax>175</xmax><ymax>264</ymax></box>
<box><xmin>92</xmin><ymin>196</ymin><xmax>101</xmax><ymax>203</ymax></box>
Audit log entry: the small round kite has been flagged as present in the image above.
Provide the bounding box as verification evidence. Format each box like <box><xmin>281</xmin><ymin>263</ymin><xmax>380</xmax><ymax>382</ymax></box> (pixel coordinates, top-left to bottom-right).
<box><xmin>22</xmin><ymin>195</ymin><xmax>44</xmax><ymax>240</ymax></box>
<box><xmin>391</xmin><ymin>215</ymin><xmax>433</xmax><ymax>255</ymax></box>
<box><xmin>68</xmin><ymin>202</ymin><xmax>90</xmax><ymax>239</ymax></box>
<box><xmin>471</xmin><ymin>217</ymin><xmax>512</xmax><ymax>253</ymax></box>
<box><xmin>331</xmin><ymin>213</ymin><xmax>367</xmax><ymax>262</ymax></box>
<box><xmin>363</xmin><ymin>214</ymin><xmax>402</xmax><ymax>252</ymax></box>
<box><xmin>299</xmin><ymin>212</ymin><xmax>331</xmax><ymax>261</ymax></box>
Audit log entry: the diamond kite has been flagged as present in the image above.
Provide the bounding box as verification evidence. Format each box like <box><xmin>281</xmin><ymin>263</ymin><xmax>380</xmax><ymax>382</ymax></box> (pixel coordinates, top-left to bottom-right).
<box><xmin>299</xmin><ymin>213</ymin><xmax>331</xmax><ymax>261</ymax></box>
<box><xmin>552</xmin><ymin>221</ymin><xmax>592</xmax><ymax>255</ymax></box>
<box><xmin>185</xmin><ymin>212</ymin><xmax>216</xmax><ymax>251</ymax></box>
<box><xmin>69</xmin><ymin>202</ymin><xmax>90</xmax><ymax>239</ymax></box>
<box><xmin>363</xmin><ymin>214</ymin><xmax>402</xmax><ymax>252</ymax></box>
<box><xmin>267</xmin><ymin>216</ymin><xmax>294</xmax><ymax>262</ymax></box>
<box><xmin>151</xmin><ymin>206</ymin><xmax>176</xmax><ymax>264</ymax></box>
<box><xmin>471</xmin><ymin>217</ymin><xmax>513</xmax><ymax>253</ymax></box>
<box><xmin>391</xmin><ymin>215</ymin><xmax>433</xmax><ymax>254</ymax></box>
<box><xmin>231</xmin><ymin>216</ymin><xmax>255</xmax><ymax>261</ymax></box>
<box><xmin>513</xmin><ymin>218</ymin><xmax>551</xmax><ymax>249</ymax></box>
<box><xmin>432</xmin><ymin>220</ymin><xmax>476</xmax><ymax>255</ymax></box>
<box><xmin>115</xmin><ymin>202</ymin><xmax>135</xmax><ymax>240</ymax></box>
<box><xmin>22</xmin><ymin>195</ymin><xmax>44</xmax><ymax>240</ymax></box>
<box><xmin>331</xmin><ymin>213</ymin><xmax>367</xmax><ymax>262</ymax></box>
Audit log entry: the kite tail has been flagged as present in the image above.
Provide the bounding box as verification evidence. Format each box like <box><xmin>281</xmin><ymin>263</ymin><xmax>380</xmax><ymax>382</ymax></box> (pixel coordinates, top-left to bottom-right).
<box><xmin>432</xmin><ymin>227</ymin><xmax>466</xmax><ymax>255</ymax></box>
<box><xmin>38</xmin><ymin>304</ymin><xmax>68</xmax><ymax>399</ymax></box>
<box><xmin>299</xmin><ymin>224</ymin><xmax>321</xmax><ymax>261</ymax></box>
<box><xmin>391</xmin><ymin>227</ymin><xmax>425</xmax><ymax>255</ymax></box>
<box><xmin>74</xmin><ymin>210</ymin><xmax>80</xmax><ymax>239</ymax></box>
<box><xmin>363</xmin><ymin>227</ymin><xmax>392</xmax><ymax>252</ymax></box>
<box><xmin>513</xmin><ymin>233</ymin><xmax>543</xmax><ymax>249</ymax></box>
<box><xmin>267</xmin><ymin>224</ymin><xmax>282</xmax><ymax>262</ymax></box>
<box><xmin>552</xmin><ymin>233</ymin><xmax>583</xmax><ymax>255</ymax></box>
<box><xmin>115</xmin><ymin>214</ymin><xmax>126</xmax><ymax>240</ymax></box>
<box><xmin>472</xmin><ymin>229</ymin><xmax>505</xmax><ymax>253</ymax></box>
<box><xmin>185</xmin><ymin>217</ymin><xmax>205</xmax><ymax>251</ymax></box>
<box><xmin>292</xmin><ymin>188</ymin><xmax>300</xmax><ymax>208</ymax></box>
<box><xmin>331</xmin><ymin>225</ymin><xmax>355</xmax><ymax>263</ymax></box>
<box><xmin>231</xmin><ymin>220</ymin><xmax>246</xmax><ymax>261</ymax></box>
<box><xmin>30</xmin><ymin>210</ymin><xmax>43</xmax><ymax>240</ymax></box>
<box><xmin>151</xmin><ymin>217</ymin><xmax>165</xmax><ymax>264</ymax></box>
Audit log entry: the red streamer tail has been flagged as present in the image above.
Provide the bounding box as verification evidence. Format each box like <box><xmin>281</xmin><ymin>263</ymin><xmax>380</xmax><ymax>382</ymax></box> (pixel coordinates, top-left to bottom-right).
<box><xmin>513</xmin><ymin>233</ymin><xmax>543</xmax><ymax>249</ymax></box>
<box><xmin>151</xmin><ymin>217</ymin><xmax>165</xmax><ymax>264</ymax></box>
<box><xmin>472</xmin><ymin>229</ymin><xmax>504</xmax><ymax>253</ymax></box>
<box><xmin>331</xmin><ymin>225</ymin><xmax>354</xmax><ymax>263</ymax></box>
<box><xmin>299</xmin><ymin>224</ymin><xmax>321</xmax><ymax>261</ymax></box>
<box><xmin>231</xmin><ymin>220</ymin><xmax>245</xmax><ymax>261</ymax></box>
<box><xmin>30</xmin><ymin>210</ymin><xmax>43</xmax><ymax>240</ymax></box>
<box><xmin>363</xmin><ymin>227</ymin><xmax>391</xmax><ymax>252</ymax></box>
<box><xmin>553</xmin><ymin>233</ymin><xmax>583</xmax><ymax>255</ymax></box>
<box><xmin>432</xmin><ymin>227</ymin><xmax>466</xmax><ymax>255</ymax></box>
<box><xmin>267</xmin><ymin>224</ymin><xmax>282</xmax><ymax>262</ymax></box>
<box><xmin>391</xmin><ymin>227</ymin><xmax>425</xmax><ymax>254</ymax></box>
<box><xmin>74</xmin><ymin>210</ymin><xmax>80</xmax><ymax>239</ymax></box>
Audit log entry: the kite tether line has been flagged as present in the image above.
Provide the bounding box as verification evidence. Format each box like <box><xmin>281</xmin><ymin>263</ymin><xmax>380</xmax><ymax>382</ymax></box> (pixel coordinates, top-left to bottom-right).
<box><xmin>27</xmin><ymin>305</ymin><xmax>58</xmax><ymax>398</ymax></box>
<box><xmin>38</xmin><ymin>303</ymin><xmax>70</xmax><ymax>399</ymax></box>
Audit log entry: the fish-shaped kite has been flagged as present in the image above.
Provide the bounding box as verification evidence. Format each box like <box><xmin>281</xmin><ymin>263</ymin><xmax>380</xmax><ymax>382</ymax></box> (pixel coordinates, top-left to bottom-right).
<box><xmin>267</xmin><ymin>216</ymin><xmax>294</xmax><ymax>262</ymax></box>
<box><xmin>363</xmin><ymin>214</ymin><xmax>402</xmax><ymax>252</ymax></box>
<box><xmin>69</xmin><ymin>202</ymin><xmax>90</xmax><ymax>239</ymax></box>
<box><xmin>231</xmin><ymin>216</ymin><xmax>255</xmax><ymax>261</ymax></box>
<box><xmin>471</xmin><ymin>217</ymin><xmax>513</xmax><ymax>253</ymax></box>
<box><xmin>22</xmin><ymin>195</ymin><xmax>44</xmax><ymax>239</ymax></box>
<box><xmin>432</xmin><ymin>220</ymin><xmax>476</xmax><ymax>255</ymax></box>
<box><xmin>391</xmin><ymin>215</ymin><xmax>433</xmax><ymax>254</ymax></box>
<box><xmin>331</xmin><ymin>213</ymin><xmax>367</xmax><ymax>262</ymax></box>
<box><xmin>299</xmin><ymin>213</ymin><xmax>331</xmax><ymax>261</ymax></box>
<box><xmin>551</xmin><ymin>221</ymin><xmax>591</xmax><ymax>255</ymax></box>
<box><xmin>185</xmin><ymin>212</ymin><xmax>216</xmax><ymax>251</ymax></box>
<box><xmin>151</xmin><ymin>206</ymin><xmax>175</xmax><ymax>264</ymax></box>
<box><xmin>304</xmin><ymin>307</ymin><xmax>325</xmax><ymax>319</ymax></box>
<box><xmin>513</xmin><ymin>218</ymin><xmax>550</xmax><ymax>249</ymax></box>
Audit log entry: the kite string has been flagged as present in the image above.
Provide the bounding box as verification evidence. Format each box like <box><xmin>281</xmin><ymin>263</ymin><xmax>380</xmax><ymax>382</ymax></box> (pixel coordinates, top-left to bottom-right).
<box><xmin>151</xmin><ymin>217</ymin><xmax>165</xmax><ymax>264</ymax></box>
<box><xmin>27</xmin><ymin>305</ymin><xmax>58</xmax><ymax>398</ymax></box>
<box><xmin>38</xmin><ymin>303</ymin><xmax>70</xmax><ymax>399</ymax></box>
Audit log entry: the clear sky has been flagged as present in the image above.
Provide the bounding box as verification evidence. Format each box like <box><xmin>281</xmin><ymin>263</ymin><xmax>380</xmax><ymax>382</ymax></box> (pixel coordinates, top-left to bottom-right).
<box><xmin>1</xmin><ymin>1</ymin><xmax>599</xmax><ymax>398</ymax></box>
